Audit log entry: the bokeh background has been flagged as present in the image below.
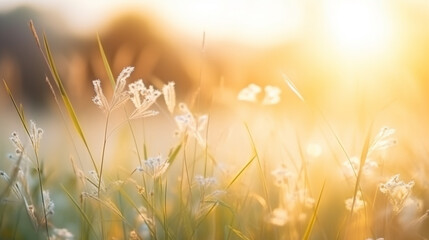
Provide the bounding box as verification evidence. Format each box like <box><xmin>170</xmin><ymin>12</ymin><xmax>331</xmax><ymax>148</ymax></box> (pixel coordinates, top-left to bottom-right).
<box><xmin>1</xmin><ymin>1</ymin><xmax>429</xmax><ymax>238</ymax></box>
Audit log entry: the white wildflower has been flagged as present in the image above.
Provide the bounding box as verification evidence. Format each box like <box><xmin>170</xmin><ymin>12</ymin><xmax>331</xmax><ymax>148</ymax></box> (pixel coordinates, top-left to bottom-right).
<box><xmin>175</xmin><ymin>103</ymin><xmax>208</xmax><ymax>146</ymax></box>
<box><xmin>194</xmin><ymin>175</ymin><xmax>217</xmax><ymax>188</ymax></box>
<box><xmin>112</xmin><ymin>66</ymin><xmax>134</xmax><ymax>108</ymax></box>
<box><xmin>92</xmin><ymin>66</ymin><xmax>134</xmax><ymax>112</ymax></box>
<box><xmin>29</xmin><ymin>120</ymin><xmax>43</xmax><ymax>153</ymax></box>
<box><xmin>369</xmin><ymin>126</ymin><xmax>397</xmax><ymax>154</ymax></box>
<box><xmin>267</xmin><ymin>208</ymin><xmax>289</xmax><ymax>226</ymax></box>
<box><xmin>379</xmin><ymin>174</ymin><xmax>415</xmax><ymax>214</ymax></box>
<box><xmin>162</xmin><ymin>81</ymin><xmax>176</xmax><ymax>113</ymax></box>
<box><xmin>9</xmin><ymin>131</ymin><xmax>24</xmax><ymax>156</ymax></box>
<box><xmin>92</xmin><ymin>79</ymin><xmax>109</xmax><ymax>112</ymax></box>
<box><xmin>271</xmin><ymin>166</ymin><xmax>296</xmax><ymax>187</ymax></box>
<box><xmin>128</xmin><ymin>79</ymin><xmax>161</xmax><ymax>119</ymax></box>
<box><xmin>142</xmin><ymin>155</ymin><xmax>169</xmax><ymax>178</ymax></box>
<box><xmin>262</xmin><ymin>85</ymin><xmax>281</xmax><ymax>105</ymax></box>
<box><xmin>342</xmin><ymin>156</ymin><xmax>378</xmax><ymax>178</ymax></box>
<box><xmin>345</xmin><ymin>191</ymin><xmax>366</xmax><ymax>213</ymax></box>
<box><xmin>43</xmin><ymin>190</ymin><xmax>54</xmax><ymax>217</ymax></box>
<box><xmin>51</xmin><ymin>228</ymin><xmax>74</xmax><ymax>240</ymax></box>
<box><xmin>237</xmin><ymin>83</ymin><xmax>261</xmax><ymax>102</ymax></box>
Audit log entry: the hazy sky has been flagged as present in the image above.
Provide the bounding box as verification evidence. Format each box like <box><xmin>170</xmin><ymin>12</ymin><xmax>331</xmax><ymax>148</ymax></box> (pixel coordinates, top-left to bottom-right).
<box><xmin>0</xmin><ymin>0</ymin><xmax>303</xmax><ymax>45</ymax></box>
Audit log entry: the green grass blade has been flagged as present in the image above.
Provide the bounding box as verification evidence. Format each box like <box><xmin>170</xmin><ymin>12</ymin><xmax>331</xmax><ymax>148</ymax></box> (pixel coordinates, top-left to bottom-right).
<box><xmin>303</xmin><ymin>180</ymin><xmax>326</xmax><ymax>240</ymax></box>
<box><xmin>61</xmin><ymin>184</ymin><xmax>99</xmax><ymax>239</ymax></box>
<box><xmin>42</xmin><ymin>34</ymin><xmax>98</xmax><ymax>175</ymax></box>
<box><xmin>97</xmin><ymin>33</ymin><xmax>115</xmax><ymax>88</ymax></box>
<box><xmin>168</xmin><ymin>143</ymin><xmax>183</xmax><ymax>165</ymax></box>
<box><xmin>3</xmin><ymin>80</ymin><xmax>30</xmax><ymax>135</ymax></box>
<box><xmin>226</xmin><ymin>154</ymin><xmax>256</xmax><ymax>190</ymax></box>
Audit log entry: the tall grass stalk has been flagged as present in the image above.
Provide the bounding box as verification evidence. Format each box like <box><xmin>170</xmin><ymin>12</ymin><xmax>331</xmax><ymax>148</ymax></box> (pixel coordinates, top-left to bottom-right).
<box><xmin>29</xmin><ymin>21</ymin><xmax>99</xmax><ymax>177</ymax></box>
<box><xmin>3</xmin><ymin>80</ymin><xmax>50</xmax><ymax>238</ymax></box>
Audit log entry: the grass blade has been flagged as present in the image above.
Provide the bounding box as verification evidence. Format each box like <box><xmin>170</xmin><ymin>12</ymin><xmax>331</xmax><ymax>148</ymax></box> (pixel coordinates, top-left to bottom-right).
<box><xmin>41</xmin><ymin>33</ymin><xmax>98</xmax><ymax>175</ymax></box>
<box><xmin>282</xmin><ymin>73</ymin><xmax>304</xmax><ymax>102</ymax></box>
<box><xmin>97</xmin><ymin>33</ymin><xmax>115</xmax><ymax>88</ymax></box>
<box><xmin>168</xmin><ymin>143</ymin><xmax>183</xmax><ymax>165</ymax></box>
<box><xmin>226</xmin><ymin>154</ymin><xmax>256</xmax><ymax>190</ymax></box>
<box><xmin>244</xmin><ymin>123</ymin><xmax>270</xmax><ymax>210</ymax></box>
<box><xmin>3</xmin><ymin>80</ymin><xmax>29</xmax><ymax>135</ymax></box>
<box><xmin>348</xmin><ymin>124</ymin><xmax>373</xmax><ymax>219</ymax></box>
<box><xmin>303</xmin><ymin>180</ymin><xmax>326</xmax><ymax>240</ymax></box>
<box><xmin>61</xmin><ymin>184</ymin><xmax>99</xmax><ymax>239</ymax></box>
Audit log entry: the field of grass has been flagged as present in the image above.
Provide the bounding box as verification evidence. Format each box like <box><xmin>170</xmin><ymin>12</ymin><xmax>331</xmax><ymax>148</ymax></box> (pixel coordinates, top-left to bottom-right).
<box><xmin>1</xmin><ymin>17</ymin><xmax>429</xmax><ymax>240</ymax></box>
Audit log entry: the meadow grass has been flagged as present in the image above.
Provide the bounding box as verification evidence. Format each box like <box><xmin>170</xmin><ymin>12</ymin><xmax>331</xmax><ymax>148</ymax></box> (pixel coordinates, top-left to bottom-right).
<box><xmin>0</xmin><ymin>23</ymin><xmax>428</xmax><ymax>240</ymax></box>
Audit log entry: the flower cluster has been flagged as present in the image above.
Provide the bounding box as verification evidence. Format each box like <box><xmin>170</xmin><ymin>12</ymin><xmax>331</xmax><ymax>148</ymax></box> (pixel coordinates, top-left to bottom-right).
<box><xmin>342</xmin><ymin>156</ymin><xmax>379</xmax><ymax>178</ymax></box>
<box><xmin>237</xmin><ymin>83</ymin><xmax>281</xmax><ymax>105</ymax></box>
<box><xmin>128</xmin><ymin>79</ymin><xmax>161</xmax><ymax>119</ymax></box>
<box><xmin>137</xmin><ymin>155</ymin><xmax>170</xmax><ymax>179</ymax></box>
<box><xmin>92</xmin><ymin>66</ymin><xmax>174</xmax><ymax>119</ymax></box>
<box><xmin>379</xmin><ymin>174</ymin><xmax>415</xmax><ymax>214</ymax></box>
<box><xmin>267</xmin><ymin>165</ymin><xmax>315</xmax><ymax>226</ymax></box>
<box><xmin>342</xmin><ymin>126</ymin><xmax>397</xmax><ymax>179</ymax></box>
<box><xmin>345</xmin><ymin>191</ymin><xmax>366</xmax><ymax>213</ymax></box>
<box><xmin>368</xmin><ymin>126</ymin><xmax>397</xmax><ymax>155</ymax></box>
<box><xmin>175</xmin><ymin>103</ymin><xmax>208</xmax><ymax>146</ymax></box>
<box><xmin>194</xmin><ymin>175</ymin><xmax>217</xmax><ymax>188</ymax></box>
<box><xmin>10</xmin><ymin>131</ymin><xmax>24</xmax><ymax>156</ymax></box>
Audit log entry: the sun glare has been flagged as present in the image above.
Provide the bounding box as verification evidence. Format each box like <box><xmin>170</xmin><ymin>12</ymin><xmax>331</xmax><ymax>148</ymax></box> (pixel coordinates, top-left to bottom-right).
<box><xmin>324</xmin><ymin>0</ymin><xmax>392</xmax><ymax>58</ymax></box>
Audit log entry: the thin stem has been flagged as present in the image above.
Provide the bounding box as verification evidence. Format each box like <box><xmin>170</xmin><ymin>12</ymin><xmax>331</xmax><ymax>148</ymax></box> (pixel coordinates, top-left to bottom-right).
<box><xmin>98</xmin><ymin>111</ymin><xmax>111</xmax><ymax>195</ymax></box>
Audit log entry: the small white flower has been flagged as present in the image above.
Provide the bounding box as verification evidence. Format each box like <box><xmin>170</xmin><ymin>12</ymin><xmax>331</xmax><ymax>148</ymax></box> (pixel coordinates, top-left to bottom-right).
<box><xmin>194</xmin><ymin>175</ymin><xmax>217</xmax><ymax>188</ymax></box>
<box><xmin>43</xmin><ymin>190</ymin><xmax>55</xmax><ymax>217</ymax></box>
<box><xmin>162</xmin><ymin>81</ymin><xmax>176</xmax><ymax>113</ymax></box>
<box><xmin>92</xmin><ymin>66</ymin><xmax>134</xmax><ymax>112</ymax></box>
<box><xmin>369</xmin><ymin>126</ymin><xmax>397</xmax><ymax>154</ymax></box>
<box><xmin>345</xmin><ymin>191</ymin><xmax>366</xmax><ymax>213</ymax></box>
<box><xmin>29</xmin><ymin>120</ymin><xmax>43</xmax><ymax>153</ymax></box>
<box><xmin>342</xmin><ymin>156</ymin><xmax>378</xmax><ymax>178</ymax></box>
<box><xmin>271</xmin><ymin>166</ymin><xmax>296</xmax><ymax>187</ymax></box>
<box><xmin>143</xmin><ymin>155</ymin><xmax>169</xmax><ymax>178</ymax></box>
<box><xmin>379</xmin><ymin>174</ymin><xmax>415</xmax><ymax>214</ymax></box>
<box><xmin>267</xmin><ymin>208</ymin><xmax>289</xmax><ymax>226</ymax></box>
<box><xmin>92</xmin><ymin>79</ymin><xmax>109</xmax><ymax>112</ymax></box>
<box><xmin>237</xmin><ymin>83</ymin><xmax>261</xmax><ymax>102</ymax></box>
<box><xmin>52</xmin><ymin>228</ymin><xmax>74</xmax><ymax>240</ymax></box>
<box><xmin>10</xmin><ymin>131</ymin><xmax>24</xmax><ymax>156</ymax></box>
<box><xmin>111</xmin><ymin>66</ymin><xmax>134</xmax><ymax>110</ymax></box>
<box><xmin>262</xmin><ymin>85</ymin><xmax>281</xmax><ymax>105</ymax></box>
<box><xmin>128</xmin><ymin>79</ymin><xmax>161</xmax><ymax>119</ymax></box>
<box><xmin>175</xmin><ymin>103</ymin><xmax>208</xmax><ymax>146</ymax></box>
